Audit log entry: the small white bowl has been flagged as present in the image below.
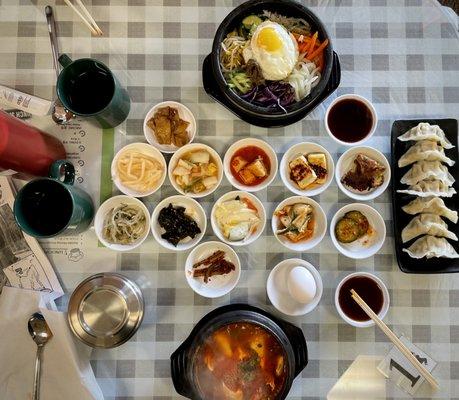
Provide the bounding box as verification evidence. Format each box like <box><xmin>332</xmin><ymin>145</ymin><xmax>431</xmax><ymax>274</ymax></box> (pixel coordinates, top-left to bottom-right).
<box><xmin>95</xmin><ymin>195</ymin><xmax>150</xmax><ymax>252</ymax></box>
<box><xmin>211</xmin><ymin>190</ymin><xmax>266</xmax><ymax>247</ymax></box>
<box><xmin>272</xmin><ymin>196</ymin><xmax>327</xmax><ymax>252</ymax></box>
<box><xmin>280</xmin><ymin>142</ymin><xmax>334</xmax><ymax>197</ymax></box>
<box><xmin>267</xmin><ymin>258</ymin><xmax>323</xmax><ymax>316</ymax></box>
<box><xmin>335</xmin><ymin>146</ymin><xmax>390</xmax><ymax>201</ymax></box>
<box><xmin>335</xmin><ymin>272</ymin><xmax>390</xmax><ymax>328</ymax></box>
<box><xmin>223</xmin><ymin>138</ymin><xmax>278</xmax><ymax>192</ymax></box>
<box><xmin>143</xmin><ymin>101</ymin><xmax>196</xmax><ymax>153</ymax></box>
<box><xmin>330</xmin><ymin>203</ymin><xmax>386</xmax><ymax>259</ymax></box>
<box><xmin>151</xmin><ymin>195</ymin><xmax>206</xmax><ymax>251</ymax></box>
<box><xmin>325</xmin><ymin>94</ymin><xmax>378</xmax><ymax>146</ymax></box>
<box><xmin>185</xmin><ymin>241</ymin><xmax>241</xmax><ymax>298</ymax></box>
<box><xmin>111</xmin><ymin>142</ymin><xmax>167</xmax><ymax>198</ymax></box>
<box><xmin>168</xmin><ymin>143</ymin><xmax>223</xmax><ymax>198</ymax></box>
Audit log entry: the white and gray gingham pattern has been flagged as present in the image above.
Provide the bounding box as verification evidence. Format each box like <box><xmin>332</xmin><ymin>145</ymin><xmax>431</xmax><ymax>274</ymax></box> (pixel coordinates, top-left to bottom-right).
<box><xmin>0</xmin><ymin>0</ymin><xmax>459</xmax><ymax>399</ymax></box>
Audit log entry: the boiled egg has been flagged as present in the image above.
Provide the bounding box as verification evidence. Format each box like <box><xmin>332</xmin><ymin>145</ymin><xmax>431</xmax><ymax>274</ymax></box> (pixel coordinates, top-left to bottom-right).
<box><xmin>287</xmin><ymin>266</ymin><xmax>317</xmax><ymax>304</ymax></box>
<box><xmin>249</xmin><ymin>21</ymin><xmax>298</xmax><ymax>81</ymax></box>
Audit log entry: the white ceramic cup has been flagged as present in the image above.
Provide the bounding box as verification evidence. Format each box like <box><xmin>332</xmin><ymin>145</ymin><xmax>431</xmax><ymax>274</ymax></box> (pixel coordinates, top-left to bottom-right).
<box><xmin>143</xmin><ymin>101</ymin><xmax>196</xmax><ymax>153</ymax></box>
<box><xmin>95</xmin><ymin>195</ymin><xmax>150</xmax><ymax>252</ymax></box>
<box><xmin>330</xmin><ymin>203</ymin><xmax>386</xmax><ymax>259</ymax></box>
<box><xmin>168</xmin><ymin>143</ymin><xmax>223</xmax><ymax>198</ymax></box>
<box><xmin>111</xmin><ymin>142</ymin><xmax>167</xmax><ymax>198</ymax></box>
<box><xmin>325</xmin><ymin>94</ymin><xmax>378</xmax><ymax>146</ymax></box>
<box><xmin>151</xmin><ymin>195</ymin><xmax>206</xmax><ymax>251</ymax></box>
<box><xmin>335</xmin><ymin>272</ymin><xmax>390</xmax><ymax>328</ymax></box>
<box><xmin>185</xmin><ymin>241</ymin><xmax>241</xmax><ymax>298</ymax></box>
<box><xmin>272</xmin><ymin>196</ymin><xmax>327</xmax><ymax>252</ymax></box>
<box><xmin>223</xmin><ymin>138</ymin><xmax>278</xmax><ymax>192</ymax></box>
<box><xmin>280</xmin><ymin>141</ymin><xmax>334</xmax><ymax>197</ymax></box>
<box><xmin>335</xmin><ymin>146</ymin><xmax>391</xmax><ymax>201</ymax></box>
<box><xmin>211</xmin><ymin>190</ymin><xmax>266</xmax><ymax>247</ymax></box>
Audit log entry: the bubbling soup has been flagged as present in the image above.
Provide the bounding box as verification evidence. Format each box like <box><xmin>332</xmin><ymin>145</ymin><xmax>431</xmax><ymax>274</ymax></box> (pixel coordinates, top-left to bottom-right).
<box><xmin>194</xmin><ymin>322</ymin><xmax>287</xmax><ymax>400</ymax></box>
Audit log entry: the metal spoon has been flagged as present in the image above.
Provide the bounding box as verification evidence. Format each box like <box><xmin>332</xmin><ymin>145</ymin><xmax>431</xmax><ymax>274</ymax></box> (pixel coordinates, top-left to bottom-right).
<box><xmin>45</xmin><ymin>5</ymin><xmax>74</xmax><ymax>124</ymax></box>
<box><xmin>28</xmin><ymin>312</ymin><xmax>53</xmax><ymax>400</ymax></box>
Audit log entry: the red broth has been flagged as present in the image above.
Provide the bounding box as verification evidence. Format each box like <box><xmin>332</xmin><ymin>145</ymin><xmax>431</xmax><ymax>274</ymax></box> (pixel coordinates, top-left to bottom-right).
<box><xmin>195</xmin><ymin>322</ymin><xmax>287</xmax><ymax>400</ymax></box>
<box><xmin>230</xmin><ymin>146</ymin><xmax>271</xmax><ymax>186</ymax></box>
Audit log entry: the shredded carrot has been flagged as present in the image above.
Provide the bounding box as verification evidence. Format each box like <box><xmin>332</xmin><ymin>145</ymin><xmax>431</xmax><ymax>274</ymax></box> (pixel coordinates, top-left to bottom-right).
<box><xmin>307</xmin><ymin>38</ymin><xmax>329</xmax><ymax>61</ymax></box>
<box><xmin>299</xmin><ymin>41</ymin><xmax>310</xmax><ymax>53</ymax></box>
<box><xmin>316</xmin><ymin>53</ymin><xmax>324</xmax><ymax>71</ymax></box>
<box><xmin>306</xmin><ymin>32</ymin><xmax>318</xmax><ymax>56</ymax></box>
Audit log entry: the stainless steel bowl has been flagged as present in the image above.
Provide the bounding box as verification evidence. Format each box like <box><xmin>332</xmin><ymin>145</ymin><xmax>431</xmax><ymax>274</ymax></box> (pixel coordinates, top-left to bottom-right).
<box><xmin>67</xmin><ymin>273</ymin><xmax>144</xmax><ymax>348</ymax></box>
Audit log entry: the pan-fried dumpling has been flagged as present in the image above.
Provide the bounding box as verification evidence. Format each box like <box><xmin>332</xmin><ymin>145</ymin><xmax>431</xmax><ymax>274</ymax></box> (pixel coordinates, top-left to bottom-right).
<box><xmin>401</xmin><ymin>213</ymin><xmax>458</xmax><ymax>243</ymax></box>
<box><xmin>398</xmin><ymin>140</ymin><xmax>455</xmax><ymax>168</ymax></box>
<box><xmin>403</xmin><ymin>235</ymin><xmax>459</xmax><ymax>259</ymax></box>
<box><xmin>402</xmin><ymin>196</ymin><xmax>458</xmax><ymax>223</ymax></box>
<box><xmin>397</xmin><ymin>179</ymin><xmax>456</xmax><ymax>197</ymax></box>
<box><xmin>400</xmin><ymin>160</ymin><xmax>455</xmax><ymax>186</ymax></box>
<box><xmin>398</xmin><ymin>122</ymin><xmax>454</xmax><ymax>149</ymax></box>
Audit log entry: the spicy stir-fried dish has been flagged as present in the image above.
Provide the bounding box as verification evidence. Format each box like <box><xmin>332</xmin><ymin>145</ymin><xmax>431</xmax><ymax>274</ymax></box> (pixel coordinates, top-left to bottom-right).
<box><xmin>194</xmin><ymin>322</ymin><xmax>287</xmax><ymax>400</ymax></box>
<box><xmin>220</xmin><ymin>10</ymin><xmax>328</xmax><ymax>112</ymax></box>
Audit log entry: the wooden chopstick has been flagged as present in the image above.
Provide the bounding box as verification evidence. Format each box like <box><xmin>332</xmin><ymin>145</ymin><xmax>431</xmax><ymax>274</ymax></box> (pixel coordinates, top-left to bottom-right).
<box><xmin>350</xmin><ymin>289</ymin><xmax>439</xmax><ymax>390</ymax></box>
<box><xmin>63</xmin><ymin>0</ymin><xmax>100</xmax><ymax>36</ymax></box>
<box><xmin>74</xmin><ymin>0</ymin><xmax>103</xmax><ymax>35</ymax></box>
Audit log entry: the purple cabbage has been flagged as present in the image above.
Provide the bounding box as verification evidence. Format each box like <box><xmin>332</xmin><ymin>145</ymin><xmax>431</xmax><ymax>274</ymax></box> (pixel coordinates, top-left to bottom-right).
<box><xmin>240</xmin><ymin>81</ymin><xmax>296</xmax><ymax>112</ymax></box>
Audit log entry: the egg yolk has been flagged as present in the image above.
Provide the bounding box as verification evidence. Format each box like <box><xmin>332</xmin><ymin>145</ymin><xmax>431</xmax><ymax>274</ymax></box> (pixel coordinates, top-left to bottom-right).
<box><xmin>257</xmin><ymin>27</ymin><xmax>282</xmax><ymax>52</ymax></box>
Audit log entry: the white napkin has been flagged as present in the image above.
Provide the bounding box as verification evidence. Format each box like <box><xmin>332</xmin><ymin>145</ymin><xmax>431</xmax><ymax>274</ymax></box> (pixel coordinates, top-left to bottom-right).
<box><xmin>0</xmin><ymin>287</ymin><xmax>104</xmax><ymax>400</ymax></box>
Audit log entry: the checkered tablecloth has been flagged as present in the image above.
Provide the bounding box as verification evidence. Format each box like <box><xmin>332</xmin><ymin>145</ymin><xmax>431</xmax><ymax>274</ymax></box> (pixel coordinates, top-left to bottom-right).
<box><xmin>1</xmin><ymin>0</ymin><xmax>458</xmax><ymax>399</ymax></box>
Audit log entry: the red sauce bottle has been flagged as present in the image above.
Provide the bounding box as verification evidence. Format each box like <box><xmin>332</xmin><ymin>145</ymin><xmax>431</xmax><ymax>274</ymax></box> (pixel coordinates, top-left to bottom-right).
<box><xmin>0</xmin><ymin>110</ymin><xmax>66</xmax><ymax>177</ymax></box>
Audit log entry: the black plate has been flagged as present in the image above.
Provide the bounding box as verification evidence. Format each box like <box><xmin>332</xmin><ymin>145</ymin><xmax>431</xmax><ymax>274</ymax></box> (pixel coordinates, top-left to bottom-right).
<box><xmin>391</xmin><ymin>118</ymin><xmax>459</xmax><ymax>274</ymax></box>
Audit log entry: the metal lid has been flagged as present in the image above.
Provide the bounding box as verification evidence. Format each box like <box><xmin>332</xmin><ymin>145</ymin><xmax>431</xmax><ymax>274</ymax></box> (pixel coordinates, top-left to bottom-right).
<box><xmin>68</xmin><ymin>273</ymin><xmax>144</xmax><ymax>348</ymax></box>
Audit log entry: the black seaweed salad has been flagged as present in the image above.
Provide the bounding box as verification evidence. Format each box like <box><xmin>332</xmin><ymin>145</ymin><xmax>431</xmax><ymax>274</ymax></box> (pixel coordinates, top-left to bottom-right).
<box><xmin>158</xmin><ymin>203</ymin><xmax>201</xmax><ymax>246</ymax></box>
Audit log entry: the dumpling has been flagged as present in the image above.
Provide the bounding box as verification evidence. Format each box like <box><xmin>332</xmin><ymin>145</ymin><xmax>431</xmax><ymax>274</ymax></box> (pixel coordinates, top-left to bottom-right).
<box><xmin>398</xmin><ymin>140</ymin><xmax>455</xmax><ymax>168</ymax></box>
<box><xmin>401</xmin><ymin>213</ymin><xmax>458</xmax><ymax>243</ymax></box>
<box><xmin>398</xmin><ymin>122</ymin><xmax>454</xmax><ymax>149</ymax></box>
<box><xmin>403</xmin><ymin>235</ymin><xmax>459</xmax><ymax>259</ymax></box>
<box><xmin>397</xmin><ymin>179</ymin><xmax>456</xmax><ymax>197</ymax></box>
<box><xmin>402</xmin><ymin>196</ymin><xmax>458</xmax><ymax>223</ymax></box>
<box><xmin>400</xmin><ymin>160</ymin><xmax>455</xmax><ymax>186</ymax></box>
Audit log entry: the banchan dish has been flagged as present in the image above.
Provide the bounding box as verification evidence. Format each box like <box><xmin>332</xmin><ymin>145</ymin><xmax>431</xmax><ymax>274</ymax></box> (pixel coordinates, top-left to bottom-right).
<box><xmin>202</xmin><ymin>0</ymin><xmax>340</xmax><ymax>128</ymax></box>
<box><xmin>171</xmin><ymin>304</ymin><xmax>308</xmax><ymax>400</ymax></box>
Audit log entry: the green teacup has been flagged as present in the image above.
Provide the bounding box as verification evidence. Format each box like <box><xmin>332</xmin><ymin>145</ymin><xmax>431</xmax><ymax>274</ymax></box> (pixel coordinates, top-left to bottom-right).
<box><xmin>57</xmin><ymin>54</ymin><xmax>130</xmax><ymax>128</ymax></box>
<box><xmin>14</xmin><ymin>160</ymin><xmax>94</xmax><ymax>238</ymax></box>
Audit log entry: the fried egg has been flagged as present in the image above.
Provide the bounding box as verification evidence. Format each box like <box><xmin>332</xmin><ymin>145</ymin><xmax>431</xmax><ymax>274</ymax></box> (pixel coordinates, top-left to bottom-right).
<box><xmin>249</xmin><ymin>21</ymin><xmax>298</xmax><ymax>81</ymax></box>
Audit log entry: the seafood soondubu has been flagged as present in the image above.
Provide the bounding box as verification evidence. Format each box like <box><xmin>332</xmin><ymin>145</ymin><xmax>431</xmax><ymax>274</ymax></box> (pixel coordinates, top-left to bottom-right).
<box><xmin>220</xmin><ymin>11</ymin><xmax>329</xmax><ymax>112</ymax></box>
<box><xmin>194</xmin><ymin>322</ymin><xmax>287</xmax><ymax>400</ymax></box>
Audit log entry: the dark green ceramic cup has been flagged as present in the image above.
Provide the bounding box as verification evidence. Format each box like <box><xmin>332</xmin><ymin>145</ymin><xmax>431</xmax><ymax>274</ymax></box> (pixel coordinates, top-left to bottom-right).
<box><xmin>14</xmin><ymin>160</ymin><xmax>94</xmax><ymax>238</ymax></box>
<box><xmin>56</xmin><ymin>54</ymin><xmax>130</xmax><ymax>128</ymax></box>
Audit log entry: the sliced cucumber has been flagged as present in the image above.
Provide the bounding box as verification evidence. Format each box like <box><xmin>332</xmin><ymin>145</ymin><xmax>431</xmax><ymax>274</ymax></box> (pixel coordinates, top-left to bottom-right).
<box><xmin>242</xmin><ymin>15</ymin><xmax>262</xmax><ymax>30</ymax></box>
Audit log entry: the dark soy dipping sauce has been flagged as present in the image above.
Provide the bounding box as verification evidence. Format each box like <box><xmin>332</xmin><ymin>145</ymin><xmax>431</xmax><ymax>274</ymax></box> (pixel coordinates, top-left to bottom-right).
<box><xmin>327</xmin><ymin>98</ymin><xmax>373</xmax><ymax>143</ymax></box>
<box><xmin>338</xmin><ymin>275</ymin><xmax>384</xmax><ymax>322</ymax></box>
